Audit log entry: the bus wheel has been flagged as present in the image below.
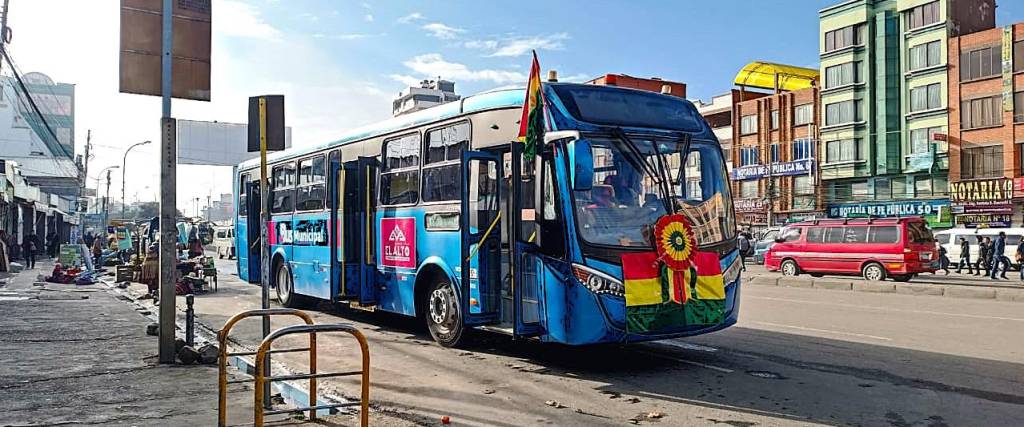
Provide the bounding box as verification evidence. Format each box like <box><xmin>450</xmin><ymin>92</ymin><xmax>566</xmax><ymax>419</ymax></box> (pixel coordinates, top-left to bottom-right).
<box><xmin>426</xmin><ymin>279</ymin><xmax>464</xmax><ymax>347</ymax></box>
<box><xmin>862</xmin><ymin>263</ymin><xmax>886</xmax><ymax>281</ymax></box>
<box><xmin>780</xmin><ymin>260</ymin><xmax>799</xmax><ymax>276</ymax></box>
<box><xmin>275</xmin><ymin>261</ymin><xmax>303</xmax><ymax>308</ymax></box>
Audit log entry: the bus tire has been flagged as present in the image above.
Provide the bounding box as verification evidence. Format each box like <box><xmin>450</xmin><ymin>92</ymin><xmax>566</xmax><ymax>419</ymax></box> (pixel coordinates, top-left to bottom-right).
<box><xmin>862</xmin><ymin>262</ymin><xmax>886</xmax><ymax>281</ymax></box>
<box><xmin>274</xmin><ymin>260</ymin><xmax>304</xmax><ymax>308</ymax></box>
<box><xmin>425</xmin><ymin>278</ymin><xmax>464</xmax><ymax>348</ymax></box>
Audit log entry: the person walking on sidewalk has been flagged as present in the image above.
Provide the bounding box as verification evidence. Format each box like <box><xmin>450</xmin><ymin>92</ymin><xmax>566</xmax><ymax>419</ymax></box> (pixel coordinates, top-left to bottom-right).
<box><xmin>1016</xmin><ymin>242</ymin><xmax>1024</xmax><ymax>280</ymax></box>
<box><xmin>21</xmin><ymin>234</ymin><xmax>37</xmax><ymax>269</ymax></box>
<box><xmin>976</xmin><ymin>236</ymin><xmax>990</xmax><ymax>276</ymax></box>
<box><xmin>956</xmin><ymin>237</ymin><xmax>974</xmax><ymax>274</ymax></box>
<box><xmin>936</xmin><ymin>243</ymin><xmax>950</xmax><ymax>275</ymax></box>
<box><xmin>990</xmin><ymin>232</ymin><xmax>1009</xmax><ymax>280</ymax></box>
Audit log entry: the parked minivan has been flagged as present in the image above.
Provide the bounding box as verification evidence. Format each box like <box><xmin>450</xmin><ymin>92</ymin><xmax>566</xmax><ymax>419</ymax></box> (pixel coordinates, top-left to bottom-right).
<box><xmin>752</xmin><ymin>227</ymin><xmax>781</xmax><ymax>264</ymax></box>
<box><xmin>934</xmin><ymin>228</ymin><xmax>1024</xmax><ymax>270</ymax></box>
<box><xmin>764</xmin><ymin>217</ymin><xmax>937</xmax><ymax>281</ymax></box>
<box><xmin>213</xmin><ymin>226</ymin><xmax>235</xmax><ymax>259</ymax></box>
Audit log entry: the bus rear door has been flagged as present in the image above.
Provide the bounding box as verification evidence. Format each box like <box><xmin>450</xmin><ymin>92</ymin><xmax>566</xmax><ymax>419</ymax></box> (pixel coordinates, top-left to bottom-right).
<box><xmin>332</xmin><ymin>157</ymin><xmax>379</xmax><ymax>305</ymax></box>
<box><xmin>461</xmin><ymin>151</ymin><xmax>502</xmax><ymax>324</ymax></box>
<box><xmin>245</xmin><ymin>181</ymin><xmax>262</xmax><ymax>284</ymax></box>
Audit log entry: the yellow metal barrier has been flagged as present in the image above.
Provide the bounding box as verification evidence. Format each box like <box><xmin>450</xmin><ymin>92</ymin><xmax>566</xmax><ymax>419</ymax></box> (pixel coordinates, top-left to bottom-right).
<box><xmin>253</xmin><ymin>323</ymin><xmax>370</xmax><ymax>427</ymax></box>
<box><xmin>217</xmin><ymin>308</ymin><xmax>315</xmax><ymax>427</ymax></box>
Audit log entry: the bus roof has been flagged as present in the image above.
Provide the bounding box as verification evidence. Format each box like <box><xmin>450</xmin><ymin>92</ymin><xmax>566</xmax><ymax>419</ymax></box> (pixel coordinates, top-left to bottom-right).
<box><xmin>238</xmin><ymin>87</ymin><xmax>525</xmax><ymax>170</ymax></box>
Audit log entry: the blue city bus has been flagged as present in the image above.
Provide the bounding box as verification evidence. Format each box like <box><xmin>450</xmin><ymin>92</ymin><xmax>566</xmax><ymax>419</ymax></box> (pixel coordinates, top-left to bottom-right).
<box><xmin>234</xmin><ymin>82</ymin><xmax>741</xmax><ymax>346</ymax></box>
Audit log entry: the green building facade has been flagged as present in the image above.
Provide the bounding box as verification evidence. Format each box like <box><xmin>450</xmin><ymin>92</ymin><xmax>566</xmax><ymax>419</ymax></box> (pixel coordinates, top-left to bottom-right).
<box><xmin>818</xmin><ymin>0</ymin><xmax>994</xmax><ymax>227</ymax></box>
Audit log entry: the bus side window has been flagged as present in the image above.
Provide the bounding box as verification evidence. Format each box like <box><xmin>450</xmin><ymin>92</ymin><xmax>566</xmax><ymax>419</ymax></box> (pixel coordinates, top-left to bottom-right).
<box><xmin>238</xmin><ymin>173</ymin><xmax>250</xmax><ymax>217</ymax></box>
<box><xmin>296</xmin><ymin>155</ymin><xmax>326</xmax><ymax>211</ymax></box>
<box><xmin>534</xmin><ymin>151</ymin><xmax>565</xmax><ymax>256</ymax></box>
<box><xmin>271</xmin><ymin>162</ymin><xmax>296</xmax><ymax>213</ymax></box>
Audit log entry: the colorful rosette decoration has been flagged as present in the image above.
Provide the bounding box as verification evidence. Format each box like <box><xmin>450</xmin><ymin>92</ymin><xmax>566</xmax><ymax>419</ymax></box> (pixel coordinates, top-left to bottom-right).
<box><xmin>654</xmin><ymin>214</ymin><xmax>698</xmax><ymax>304</ymax></box>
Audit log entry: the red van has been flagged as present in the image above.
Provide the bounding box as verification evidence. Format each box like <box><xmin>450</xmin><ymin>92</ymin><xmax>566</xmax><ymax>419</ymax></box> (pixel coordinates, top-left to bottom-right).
<box><xmin>764</xmin><ymin>217</ymin><xmax>937</xmax><ymax>281</ymax></box>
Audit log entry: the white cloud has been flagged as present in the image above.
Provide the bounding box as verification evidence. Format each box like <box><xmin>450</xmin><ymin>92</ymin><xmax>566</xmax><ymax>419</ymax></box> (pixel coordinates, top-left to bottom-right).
<box><xmin>421</xmin><ymin>23</ymin><xmax>465</xmax><ymax>40</ymax></box>
<box><xmin>312</xmin><ymin>33</ymin><xmax>375</xmax><ymax>40</ymax></box>
<box><xmin>364</xmin><ymin>14</ymin><xmax>374</xmax><ymax>22</ymax></box>
<box><xmin>400</xmin><ymin>54</ymin><xmax>526</xmax><ymax>84</ymax></box>
<box><xmin>397</xmin><ymin>12</ymin><xmax>424</xmax><ymax>24</ymax></box>
<box><xmin>388</xmin><ymin>74</ymin><xmax>422</xmax><ymax>87</ymax></box>
<box><xmin>465</xmin><ymin>33</ymin><xmax>570</xmax><ymax>57</ymax></box>
<box><xmin>361</xmin><ymin>2</ymin><xmax>372</xmax><ymax>9</ymax></box>
<box><xmin>217</xmin><ymin>0</ymin><xmax>282</xmax><ymax>40</ymax></box>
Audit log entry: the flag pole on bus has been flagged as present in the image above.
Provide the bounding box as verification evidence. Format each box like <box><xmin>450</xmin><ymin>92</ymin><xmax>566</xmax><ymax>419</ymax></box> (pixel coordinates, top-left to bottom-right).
<box><xmin>517</xmin><ymin>50</ymin><xmax>544</xmax><ymax>162</ymax></box>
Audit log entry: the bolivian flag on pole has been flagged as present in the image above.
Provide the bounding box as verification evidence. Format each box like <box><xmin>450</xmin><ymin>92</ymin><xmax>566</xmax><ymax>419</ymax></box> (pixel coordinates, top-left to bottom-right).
<box><xmin>518</xmin><ymin>50</ymin><xmax>544</xmax><ymax>159</ymax></box>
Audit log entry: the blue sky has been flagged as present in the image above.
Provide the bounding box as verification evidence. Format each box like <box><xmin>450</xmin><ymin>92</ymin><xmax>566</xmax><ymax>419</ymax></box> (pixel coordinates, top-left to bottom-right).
<box><xmin>12</xmin><ymin>0</ymin><xmax>1024</xmax><ymax>206</ymax></box>
<box><xmin>244</xmin><ymin>0</ymin><xmax>1024</xmax><ymax>101</ymax></box>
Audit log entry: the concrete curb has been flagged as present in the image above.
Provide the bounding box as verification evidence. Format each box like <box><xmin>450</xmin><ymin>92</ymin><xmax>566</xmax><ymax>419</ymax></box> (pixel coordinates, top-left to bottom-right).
<box><xmin>743</xmin><ymin>274</ymin><xmax>1023</xmax><ymax>303</ymax></box>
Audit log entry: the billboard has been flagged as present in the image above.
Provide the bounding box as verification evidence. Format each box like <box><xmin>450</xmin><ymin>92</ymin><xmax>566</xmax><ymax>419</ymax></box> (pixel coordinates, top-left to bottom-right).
<box><xmin>176</xmin><ymin>119</ymin><xmax>292</xmax><ymax>166</ymax></box>
<box><xmin>119</xmin><ymin>0</ymin><xmax>212</xmax><ymax>101</ymax></box>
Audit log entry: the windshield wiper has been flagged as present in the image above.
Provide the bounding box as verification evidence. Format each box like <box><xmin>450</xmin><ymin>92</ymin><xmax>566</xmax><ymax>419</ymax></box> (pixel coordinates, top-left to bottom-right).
<box><xmin>673</xmin><ymin>132</ymin><xmax>693</xmax><ymax>189</ymax></box>
<box><xmin>610</xmin><ymin>127</ymin><xmax>673</xmax><ymax>213</ymax></box>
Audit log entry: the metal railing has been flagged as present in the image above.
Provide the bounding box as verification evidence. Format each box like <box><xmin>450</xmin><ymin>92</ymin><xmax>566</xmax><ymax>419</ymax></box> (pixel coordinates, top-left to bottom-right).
<box><xmin>216</xmin><ymin>308</ymin><xmax>370</xmax><ymax>427</ymax></box>
<box><xmin>254</xmin><ymin>323</ymin><xmax>370</xmax><ymax>426</ymax></box>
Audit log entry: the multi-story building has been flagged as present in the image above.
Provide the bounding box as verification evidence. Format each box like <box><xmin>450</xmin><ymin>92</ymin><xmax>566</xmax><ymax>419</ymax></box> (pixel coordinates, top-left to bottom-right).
<box><xmin>818</xmin><ymin>0</ymin><xmax>993</xmax><ymax>228</ymax></box>
<box><xmin>730</xmin><ymin>62</ymin><xmax>822</xmax><ymax>229</ymax></box>
<box><xmin>948</xmin><ymin>23</ymin><xmax>1024</xmax><ymax>227</ymax></box>
<box><xmin>586</xmin><ymin>74</ymin><xmax>687</xmax><ymax>98</ymax></box>
<box><xmin>392</xmin><ymin>79</ymin><xmax>461</xmax><ymax>117</ymax></box>
<box><xmin>693</xmin><ymin>91</ymin><xmax>768</xmax><ymax>171</ymax></box>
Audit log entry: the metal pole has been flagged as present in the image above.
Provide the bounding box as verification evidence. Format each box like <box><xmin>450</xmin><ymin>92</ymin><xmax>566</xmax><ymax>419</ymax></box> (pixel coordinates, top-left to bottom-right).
<box><xmin>157</xmin><ymin>0</ymin><xmax>177</xmax><ymax>364</ymax></box>
<box><xmin>104</xmin><ymin>170</ymin><xmax>112</xmax><ymax>230</ymax></box>
<box><xmin>258</xmin><ymin>96</ymin><xmax>272</xmax><ymax>408</ymax></box>
<box><xmin>122</xmin><ymin>141</ymin><xmax>151</xmax><ymax>220</ymax></box>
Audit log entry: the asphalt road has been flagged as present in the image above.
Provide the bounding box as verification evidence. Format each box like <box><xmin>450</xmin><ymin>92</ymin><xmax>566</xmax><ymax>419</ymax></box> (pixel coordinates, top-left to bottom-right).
<box><xmin>170</xmin><ymin>258</ymin><xmax>1024</xmax><ymax>426</ymax></box>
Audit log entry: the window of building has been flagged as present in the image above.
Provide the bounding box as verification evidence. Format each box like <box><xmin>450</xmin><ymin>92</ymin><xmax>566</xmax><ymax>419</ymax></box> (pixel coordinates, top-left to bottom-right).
<box><xmin>825</xmin><ymin>61</ymin><xmax>860</xmax><ymax>88</ymax></box>
<box><xmin>770</xmin><ymin>143</ymin><xmax>780</xmax><ymax>163</ymax></box>
<box><xmin>961</xmin><ymin>145</ymin><xmax>1003</xmax><ymax>179</ymax></box>
<box><xmin>792</xmin><ymin>139</ymin><xmax>814</xmax><ymax>160</ymax></box>
<box><xmin>851</xmin><ymin>181</ymin><xmax>869</xmax><ymax>199</ymax></box>
<box><xmin>295</xmin><ymin>155</ymin><xmax>326</xmax><ymax>211</ymax></box>
<box><xmin>794</xmin><ymin>103</ymin><xmax>814</xmax><ymax>126</ymax></box>
<box><xmin>960</xmin><ymin>45</ymin><xmax>1001</xmax><ymax>81</ymax></box>
<box><xmin>875</xmin><ymin>178</ymin><xmax>892</xmax><ymax>200</ymax></box>
<box><xmin>740</xmin><ymin>180</ymin><xmax>759</xmax><ymax>198</ymax></box>
<box><xmin>271</xmin><ymin>162</ymin><xmax>296</xmax><ymax>214</ymax></box>
<box><xmin>1014</xmin><ymin>91</ymin><xmax>1024</xmax><ymax>123</ymax></box>
<box><xmin>792</xmin><ymin>174</ymin><xmax>815</xmax><ymax>209</ymax></box>
<box><xmin>906</xmin><ymin>1</ymin><xmax>940</xmax><ymax>30</ymax></box>
<box><xmin>824</xmin><ymin>99</ymin><xmax>862</xmax><ymax>126</ymax></box>
<box><xmin>422</xmin><ymin>122</ymin><xmax>470</xmax><ymax>202</ymax></box>
<box><xmin>380</xmin><ymin>133</ymin><xmax>421</xmax><ymax>205</ymax></box>
<box><xmin>1015</xmin><ymin>41</ymin><xmax>1024</xmax><ymax>72</ymax></box>
<box><xmin>740</xmin><ymin>146</ymin><xmax>760</xmax><ymax>166</ymax></box>
<box><xmin>740</xmin><ymin>114</ymin><xmax>758</xmax><ymax>135</ymax></box>
<box><xmin>825</xmin><ymin>138</ymin><xmax>860</xmax><ymax>163</ymax></box>
<box><xmin>824</xmin><ymin>24</ymin><xmax>864</xmax><ymax>52</ymax></box>
<box><xmin>910</xmin><ymin>126</ymin><xmax>942</xmax><ymax>154</ymax></box>
<box><xmin>829</xmin><ymin>181</ymin><xmax>852</xmax><ymax>203</ymax></box>
<box><xmin>910</xmin><ymin>83</ymin><xmax>942</xmax><ymax>112</ymax></box>
<box><xmin>770</xmin><ymin>110</ymin><xmax>779</xmax><ymax>129</ymax></box>
<box><xmin>961</xmin><ymin>95</ymin><xmax>1003</xmax><ymax>129</ymax></box>
<box><xmin>892</xmin><ymin>178</ymin><xmax>908</xmax><ymax>198</ymax></box>
<box><xmin>914</xmin><ymin>176</ymin><xmax>933</xmax><ymax>197</ymax></box>
<box><xmin>934</xmin><ymin>175</ymin><xmax>948</xmax><ymax>197</ymax></box>
<box><xmin>909</xmin><ymin>41</ymin><xmax>942</xmax><ymax>70</ymax></box>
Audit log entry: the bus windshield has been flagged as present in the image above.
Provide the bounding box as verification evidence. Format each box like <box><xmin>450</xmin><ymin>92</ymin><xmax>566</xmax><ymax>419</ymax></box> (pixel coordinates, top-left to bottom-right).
<box><xmin>573</xmin><ymin>136</ymin><xmax>735</xmax><ymax>249</ymax></box>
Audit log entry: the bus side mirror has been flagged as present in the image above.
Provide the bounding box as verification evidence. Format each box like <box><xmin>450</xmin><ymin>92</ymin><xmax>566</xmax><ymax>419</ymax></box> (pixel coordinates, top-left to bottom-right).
<box><xmin>570</xmin><ymin>139</ymin><xmax>593</xmax><ymax>192</ymax></box>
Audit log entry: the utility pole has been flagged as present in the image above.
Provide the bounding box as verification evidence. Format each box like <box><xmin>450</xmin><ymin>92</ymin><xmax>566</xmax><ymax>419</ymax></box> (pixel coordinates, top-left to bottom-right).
<box><xmin>157</xmin><ymin>0</ymin><xmax>177</xmax><ymax>365</ymax></box>
<box><xmin>80</xmin><ymin>130</ymin><xmax>91</xmax><ymax>212</ymax></box>
<box><xmin>0</xmin><ymin>0</ymin><xmax>10</xmax><ymax>74</ymax></box>
<box><xmin>104</xmin><ymin>169</ymin><xmax>112</xmax><ymax>230</ymax></box>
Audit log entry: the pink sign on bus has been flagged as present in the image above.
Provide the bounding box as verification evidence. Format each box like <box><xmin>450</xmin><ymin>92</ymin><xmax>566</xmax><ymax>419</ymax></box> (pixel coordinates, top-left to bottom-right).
<box><xmin>381</xmin><ymin>217</ymin><xmax>416</xmax><ymax>269</ymax></box>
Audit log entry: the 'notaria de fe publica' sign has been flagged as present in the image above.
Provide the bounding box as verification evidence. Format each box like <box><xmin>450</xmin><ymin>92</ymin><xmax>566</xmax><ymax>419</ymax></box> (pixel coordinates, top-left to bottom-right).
<box><xmin>730</xmin><ymin>159</ymin><xmax>815</xmax><ymax>181</ymax></box>
<box><xmin>949</xmin><ymin>178</ymin><xmax>1013</xmax><ymax>209</ymax></box>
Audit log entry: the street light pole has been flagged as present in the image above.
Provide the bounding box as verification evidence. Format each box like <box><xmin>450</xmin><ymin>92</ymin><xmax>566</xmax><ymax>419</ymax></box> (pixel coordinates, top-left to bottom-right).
<box><xmin>122</xmin><ymin>140</ymin><xmax>152</xmax><ymax>220</ymax></box>
<box><xmin>93</xmin><ymin>165</ymin><xmax>119</xmax><ymax>230</ymax></box>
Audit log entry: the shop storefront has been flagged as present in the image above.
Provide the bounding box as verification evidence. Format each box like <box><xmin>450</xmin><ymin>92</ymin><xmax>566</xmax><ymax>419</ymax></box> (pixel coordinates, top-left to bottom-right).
<box><xmin>950</xmin><ymin>178</ymin><xmax>1013</xmax><ymax>228</ymax></box>
<box><xmin>826</xmin><ymin>199</ymin><xmax>953</xmax><ymax>229</ymax></box>
<box><xmin>735</xmin><ymin>198</ymin><xmax>767</xmax><ymax>229</ymax></box>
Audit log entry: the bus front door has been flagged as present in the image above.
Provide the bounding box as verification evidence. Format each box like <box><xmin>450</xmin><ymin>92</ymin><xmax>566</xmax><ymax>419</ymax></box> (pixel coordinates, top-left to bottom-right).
<box><xmin>460</xmin><ymin>151</ymin><xmax>502</xmax><ymax>325</ymax></box>
<box><xmin>245</xmin><ymin>181</ymin><xmax>262</xmax><ymax>284</ymax></box>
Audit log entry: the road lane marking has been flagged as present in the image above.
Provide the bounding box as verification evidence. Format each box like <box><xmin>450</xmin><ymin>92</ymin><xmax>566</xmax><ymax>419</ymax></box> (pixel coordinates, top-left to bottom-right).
<box><xmin>751</xmin><ymin>321</ymin><xmax>892</xmax><ymax>341</ymax></box>
<box><xmin>748</xmin><ymin>295</ymin><xmax>1024</xmax><ymax>322</ymax></box>
<box><xmin>637</xmin><ymin>349</ymin><xmax>734</xmax><ymax>373</ymax></box>
<box><xmin>655</xmin><ymin>340</ymin><xmax>719</xmax><ymax>353</ymax></box>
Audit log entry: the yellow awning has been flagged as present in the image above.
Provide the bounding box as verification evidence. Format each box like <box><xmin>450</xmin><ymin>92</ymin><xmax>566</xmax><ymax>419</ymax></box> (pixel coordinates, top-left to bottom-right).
<box><xmin>734</xmin><ymin>61</ymin><xmax>819</xmax><ymax>92</ymax></box>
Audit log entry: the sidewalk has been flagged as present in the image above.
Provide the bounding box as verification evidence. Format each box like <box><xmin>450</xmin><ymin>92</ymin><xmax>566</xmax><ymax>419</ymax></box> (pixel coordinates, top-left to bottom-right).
<box><xmin>0</xmin><ymin>259</ymin><xmax>331</xmax><ymax>426</ymax></box>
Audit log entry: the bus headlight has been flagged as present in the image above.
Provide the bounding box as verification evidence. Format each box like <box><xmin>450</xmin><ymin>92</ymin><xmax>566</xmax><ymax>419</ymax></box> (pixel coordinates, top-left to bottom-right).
<box><xmin>572</xmin><ymin>264</ymin><xmax>624</xmax><ymax>297</ymax></box>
